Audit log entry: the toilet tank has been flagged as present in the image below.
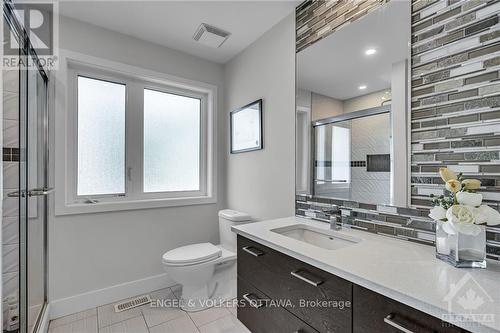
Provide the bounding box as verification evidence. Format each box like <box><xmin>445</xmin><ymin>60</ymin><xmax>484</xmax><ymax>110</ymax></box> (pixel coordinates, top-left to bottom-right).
<box><xmin>218</xmin><ymin>209</ymin><xmax>252</xmax><ymax>251</ymax></box>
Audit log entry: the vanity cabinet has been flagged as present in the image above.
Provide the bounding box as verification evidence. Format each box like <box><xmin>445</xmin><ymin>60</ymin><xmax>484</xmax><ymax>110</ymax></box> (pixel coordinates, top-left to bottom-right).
<box><xmin>238</xmin><ymin>235</ymin><xmax>352</xmax><ymax>332</ymax></box>
<box><xmin>353</xmin><ymin>285</ymin><xmax>468</xmax><ymax>333</ymax></box>
<box><xmin>237</xmin><ymin>235</ymin><xmax>470</xmax><ymax>333</ymax></box>
<box><xmin>237</xmin><ymin>277</ymin><xmax>318</xmax><ymax>333</ymax></box>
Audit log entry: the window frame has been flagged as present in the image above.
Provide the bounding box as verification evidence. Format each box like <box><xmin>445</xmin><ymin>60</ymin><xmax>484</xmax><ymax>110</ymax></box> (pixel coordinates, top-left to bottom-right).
<box><xmin>71</xmin><ymin>71</ymin><xmax>129</xmax><ymax>200</ymax></box>
<box><xmin>140</xmin><ymin>84</ymin><xmax>207</xmax><ymax>199</ymax></box>
<box><xmin>55</xmin><ymin>51</ymin><xmax>217</xmax><ymax>215</ymax></box>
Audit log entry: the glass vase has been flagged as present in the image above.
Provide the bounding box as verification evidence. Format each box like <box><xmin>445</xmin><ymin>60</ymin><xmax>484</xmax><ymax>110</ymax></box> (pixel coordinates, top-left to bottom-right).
<box><xmin>435</xmin><ymin>221</ymin><xmax>486</xmax><ymax>268</ymax></box>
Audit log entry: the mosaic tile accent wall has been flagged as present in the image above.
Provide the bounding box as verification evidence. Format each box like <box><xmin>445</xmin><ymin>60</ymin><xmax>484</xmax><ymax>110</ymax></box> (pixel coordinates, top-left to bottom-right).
<box><xmin>296</xmin><ymin>194</ymin><xmax>500</xmax><ymax>260</ymax></box>
<box><xmin>411</xmin><ymin>0</ymin><xmax>500</xmax><ymax>211</ymax></box>
<box><xmin>295</xmin><ymin>0</ymin><xmax>500</xmax><ymax>260</ymax></box>
<box><xmin>296</xmin><ymin>0</ymin><xmax>390</xmax><ymax>52</ymax></box>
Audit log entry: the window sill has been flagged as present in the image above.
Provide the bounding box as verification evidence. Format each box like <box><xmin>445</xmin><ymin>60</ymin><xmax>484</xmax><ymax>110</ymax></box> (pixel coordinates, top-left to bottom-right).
<box><xmin>54</xmin><ymin>195</ymin><xmax>217</xmax><ymax>216</ymax></box>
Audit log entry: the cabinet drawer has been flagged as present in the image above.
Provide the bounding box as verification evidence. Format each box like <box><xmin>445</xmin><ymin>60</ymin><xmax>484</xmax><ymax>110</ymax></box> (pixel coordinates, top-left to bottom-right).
<box><xmin>353</xmin><ymin>285</ymin><xmax>470</xmax><ymax>333</ymax></box>
<box><xmin>237</xmin><ymin>276</ymin><xmax>318</xmax><ymax>333</ymax></box>
<box><xmin>238</xmin><ymin>235</ymin><xmax>352</xmax><ymax>332</ymax></box>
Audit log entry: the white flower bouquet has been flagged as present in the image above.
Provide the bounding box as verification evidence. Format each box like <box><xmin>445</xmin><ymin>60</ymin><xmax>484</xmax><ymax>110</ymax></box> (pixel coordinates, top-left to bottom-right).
<box><xmin>429</xmin><ymin>167</ymin><xmax>500</xmax><ymax>236</ymax></box>
<box><xmin>430</xmin><ymin>167</ymin><xmax>499</xmax><ymax>268</ymax></box>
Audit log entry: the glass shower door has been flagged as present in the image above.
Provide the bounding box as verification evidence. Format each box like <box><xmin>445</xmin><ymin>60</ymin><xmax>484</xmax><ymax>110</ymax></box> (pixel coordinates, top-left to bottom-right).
<box><xmin>24</xmin><ymin>51</ymin><xmax>49</xmax><ymax>333</ymax></box>
<box><xmin>3</xmin><ymin>3</ymin><xmax>49</xmax><ymax>332</ymax></box>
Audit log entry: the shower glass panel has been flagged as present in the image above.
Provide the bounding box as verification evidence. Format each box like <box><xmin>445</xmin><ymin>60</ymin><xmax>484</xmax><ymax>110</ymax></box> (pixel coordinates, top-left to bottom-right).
<box><xmin>313</xmin><ymin>111</ymin><xmax>392</xmax><ymax>205</ymax></box>
<box><xmin>314</xmin><ymin>120</ymin><xmax>351</xmax><ymax>199</ymax></box>
<box><xmin>25</xmin><ymin>53</ymin><xmax>48</xmax><ymax>333</ymax></box>
<box><xmin>3</xmin><ymin>3</ymin><xmax>49</xmax><ymax>332</ymax></box>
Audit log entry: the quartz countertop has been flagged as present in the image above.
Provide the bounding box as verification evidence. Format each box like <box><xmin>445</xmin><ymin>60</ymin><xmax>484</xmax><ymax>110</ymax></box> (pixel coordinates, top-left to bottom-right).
<box><xmin>232</xmin><ymin>216</ymin><xmax>500</xmax><ymax>333</ymax></box>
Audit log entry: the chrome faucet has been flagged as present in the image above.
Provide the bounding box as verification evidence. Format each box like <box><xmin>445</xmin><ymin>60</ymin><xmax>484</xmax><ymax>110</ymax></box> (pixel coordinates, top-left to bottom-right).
<box><xmin>329</xmin><ymin>205</ymin><xmax>342</xmax><ymax>230</ymax></box>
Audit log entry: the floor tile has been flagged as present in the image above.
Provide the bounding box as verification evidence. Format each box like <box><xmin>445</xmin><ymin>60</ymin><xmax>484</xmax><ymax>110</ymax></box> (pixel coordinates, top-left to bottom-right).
<box><xmin>48</xmin><ymin>315</ymin><xmax>98</xmax><ymax>333</ymax></box>
<box><xmin>188</xmin><ymin>306</ymin><xmax>230</xmax><ymax>327</ymax></box>
<box><xmin>148</xmin><ymin>313</ymin><xmax>198</xmax><ymax>333</ymax></box>
<box><xmin>223</xmin><ymin>299</ymin><xmax>237</xmax><ymax>317</ymax></box>
<box><xmin>50</xmin><ymin>308</ymin><xmax>97</xmax><ymax>328</ymax></box>
<box><xmin>198</xmin><ymin>315</ymin><xmax>250</xmax><ymax>333</ymax></box>
<box><xmin>99</xmin><ymin>316</ymin><xmax>148</xmax><ymax>333</ymax></box>
<box><xmin>97</xmin><ymin>298</ymin><xmax>145</xmax><ymax>328</ymax></box>
<box><xmin>142</xmin><ymin>288</ymin><xmax>185</xmax><ymax>328</ymax></box>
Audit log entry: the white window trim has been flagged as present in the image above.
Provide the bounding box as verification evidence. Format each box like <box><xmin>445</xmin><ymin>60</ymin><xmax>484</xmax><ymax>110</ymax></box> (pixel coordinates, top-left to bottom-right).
<box><xmin>54</xmin><ymin>50</ymin><xmax>217</xmax><ymax>215</ymax></box>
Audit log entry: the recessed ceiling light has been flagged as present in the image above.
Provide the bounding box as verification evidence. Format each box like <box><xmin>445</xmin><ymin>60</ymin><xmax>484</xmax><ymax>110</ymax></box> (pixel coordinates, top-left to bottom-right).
<box><xmin>359</xmin><ymin>85</ymin><xmax>367</xmax><ymax>90</ymax></box>
<box><xmin>365</xmin><ymin>48</ymin><xmax>377</xmax><ymax>56</ymax></box>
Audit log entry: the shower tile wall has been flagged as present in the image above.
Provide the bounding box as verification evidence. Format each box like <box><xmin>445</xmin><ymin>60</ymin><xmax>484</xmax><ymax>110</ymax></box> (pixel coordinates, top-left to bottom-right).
<box><xmin>2</xmin><ymin>69</ymin><xmax>20</xmax><ymax>329</ymax></box>
<box><xmin>411</xmin><ymin>0</ymin><xmax>500</xmax><ymax>210</ymax></box>
<box><xmin>350</xmin><ymin>113</ymin><xmax>391</xmax><ymax>205</ymax></box>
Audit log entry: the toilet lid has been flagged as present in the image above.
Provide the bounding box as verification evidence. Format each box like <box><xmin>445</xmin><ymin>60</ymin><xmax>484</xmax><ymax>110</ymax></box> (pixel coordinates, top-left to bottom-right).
<box><xmin>162</xmin><ymin>243</ymin><xmax>222</xmax><ymax>265</ymax></box>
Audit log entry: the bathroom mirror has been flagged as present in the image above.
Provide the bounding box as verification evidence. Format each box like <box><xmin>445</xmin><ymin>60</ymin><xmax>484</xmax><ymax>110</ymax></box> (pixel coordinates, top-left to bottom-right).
<box><xmin>296</xmin><ymin>1</ymin><xmax>411</xmax><ymax>207</ymax></box>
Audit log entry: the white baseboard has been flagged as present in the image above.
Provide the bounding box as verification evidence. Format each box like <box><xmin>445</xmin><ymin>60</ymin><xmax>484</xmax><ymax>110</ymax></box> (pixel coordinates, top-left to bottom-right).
<box><xmin>49</xmin><ymin>273</ymin><xmax>175</xmax><ymax>320</ymax></box>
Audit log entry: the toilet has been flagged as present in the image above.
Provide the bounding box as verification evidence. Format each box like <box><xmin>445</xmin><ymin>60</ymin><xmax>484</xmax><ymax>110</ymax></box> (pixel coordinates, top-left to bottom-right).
<box><xmin>162</xmin><ymin>209</ymin><xmax>252</xmax><ymax>311</ymax></box>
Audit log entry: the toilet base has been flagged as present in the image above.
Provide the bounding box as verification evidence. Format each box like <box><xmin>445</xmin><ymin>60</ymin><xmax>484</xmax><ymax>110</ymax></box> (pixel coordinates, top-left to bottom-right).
<box><xmin>179</xmin><ymin>259</ymin><xmax>236</xmax><ymax>312</ymax></box>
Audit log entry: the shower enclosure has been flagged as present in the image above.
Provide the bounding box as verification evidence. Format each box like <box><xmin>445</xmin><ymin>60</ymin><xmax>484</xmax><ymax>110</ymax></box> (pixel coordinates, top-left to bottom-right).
<box><xmin>3</xmin><ymin>2</ymin><xmax>50</xmax><ymax>333</ymax></box>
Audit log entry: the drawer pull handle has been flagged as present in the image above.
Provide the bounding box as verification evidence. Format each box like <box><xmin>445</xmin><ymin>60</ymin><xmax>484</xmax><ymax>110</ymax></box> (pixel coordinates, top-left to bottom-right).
<box><xmin>242</xmin><ymin>293</ymin><xmax>264</xmax><ymax>309</ymax></box>
<box><xmin>291</xmin><ymin>270</ymin><xmax>323</xmax><ymax>287</ymax></box>
<box><xmin>384</xmin><ymin>314</ymin><xmax>416</xmax><ymax>333</ymax></box>
<box><xmin>242</xmin><ymin>246</ymin><xmax>264</xmax><ymax>257</ymax></box>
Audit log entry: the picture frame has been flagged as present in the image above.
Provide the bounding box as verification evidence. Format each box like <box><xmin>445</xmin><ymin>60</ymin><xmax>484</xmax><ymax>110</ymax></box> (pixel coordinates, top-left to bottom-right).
<box><xmin>230</xmin><ymin>99</ymin><xmax>263</xmax><ymax>154</ymax></box>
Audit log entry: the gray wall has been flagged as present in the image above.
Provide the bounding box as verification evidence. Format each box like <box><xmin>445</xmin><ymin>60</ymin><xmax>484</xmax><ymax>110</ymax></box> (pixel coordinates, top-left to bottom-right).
<box><xmin>49</xmin><ymin>16</ymin><xmax>226</xmax><ymax>301</ymax></box>
<box><xmin>224</xmin><ymin>14</ymin><xmax>296</xmax><ymax>220</ymax></box>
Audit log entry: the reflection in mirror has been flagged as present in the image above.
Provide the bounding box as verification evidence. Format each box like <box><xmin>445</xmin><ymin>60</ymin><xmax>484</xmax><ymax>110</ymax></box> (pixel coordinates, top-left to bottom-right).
<box><xmin>314</xmin><ymin>110</ymin><xmax>392</xmax><ymax>204</ymax></box>
<box><xmin>296</xmin><ymin>1</ymin><xmax>410</xmax><ymax>207</ymax></box>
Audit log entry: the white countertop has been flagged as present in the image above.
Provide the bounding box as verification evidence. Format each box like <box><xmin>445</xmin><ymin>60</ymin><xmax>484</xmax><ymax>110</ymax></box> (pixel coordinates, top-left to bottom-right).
<box><xmin>232</xmin><ymin>216</ymin><xmax>500</xmax><ymax>333</ymax></box>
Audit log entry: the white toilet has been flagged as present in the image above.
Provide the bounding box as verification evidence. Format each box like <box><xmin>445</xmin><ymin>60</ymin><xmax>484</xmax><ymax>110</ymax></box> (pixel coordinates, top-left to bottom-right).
<box><xmin>162</xmin><ymin>209</ymin><xmax>252</xmax><ymax>311</ymax></box>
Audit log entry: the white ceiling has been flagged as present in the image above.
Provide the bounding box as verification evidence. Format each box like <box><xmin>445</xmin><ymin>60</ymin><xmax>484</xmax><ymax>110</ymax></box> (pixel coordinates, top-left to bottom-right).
<box><xmin>59</xmin><ymin>1</ymin><xmax>299</xmax><ymax>64</ymax></box>
<box><xmin>297</xmin><ymin>1</ymin><xmax>410</xmax><ymax>100</ymax></box>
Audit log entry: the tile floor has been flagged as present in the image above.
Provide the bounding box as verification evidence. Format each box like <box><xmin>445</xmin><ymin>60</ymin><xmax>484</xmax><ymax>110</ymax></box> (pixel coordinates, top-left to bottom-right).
<box><xmin>48</xmin><ymin>285</ymin><xmax>250</xmax><ymax>333</ymax></box>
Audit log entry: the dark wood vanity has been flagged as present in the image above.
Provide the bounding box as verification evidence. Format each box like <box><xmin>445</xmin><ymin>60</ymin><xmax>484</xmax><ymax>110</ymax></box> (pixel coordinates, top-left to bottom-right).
<box><xmin>237</xmin><ymin>235</ymin><xmax>470</xmax><ymax>333</ymax></box>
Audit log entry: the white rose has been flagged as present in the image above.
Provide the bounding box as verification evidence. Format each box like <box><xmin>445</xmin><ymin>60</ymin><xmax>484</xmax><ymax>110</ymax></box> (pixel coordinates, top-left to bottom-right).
<box><xmin>474</xmin><ymin>205</ymin><xmax>500</xmax><ymax>226</ymax></box>
<box><xmin>456</xmin><ymin>192</ymin><xmax>483</xmax><ymax>207</ymax></box>
<box><xmin>446</xmin><ymin>205</ymin><xmax>482</xmax><ymax>236</ymax></box>
<box><xmin>429</xmin><ymin>206</ymin><xmax>447</xmax><ymax>221</ymax></box>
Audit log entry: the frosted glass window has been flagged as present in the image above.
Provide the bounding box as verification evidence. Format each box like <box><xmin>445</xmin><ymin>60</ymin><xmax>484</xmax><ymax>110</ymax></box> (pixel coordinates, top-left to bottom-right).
<box><xmin>143</xmin><ymin>89</ymin><xmax>201</xmax><ymax>192</ymax></box>
<box><xmin>331</xmin><ymin>126</ymin><xmax>351</xmax><ymax>183</ymax></box>
<box><xmin>77</xmin><ymin>76</ymin><xmax>126</xmax><ymax>196</ymax></box>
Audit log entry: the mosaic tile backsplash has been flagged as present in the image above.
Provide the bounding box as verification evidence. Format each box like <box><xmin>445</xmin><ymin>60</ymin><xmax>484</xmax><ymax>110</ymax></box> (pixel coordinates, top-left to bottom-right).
<box><xmin>295</xmin><ymin>0</ymin><xmax>500</xmax><ymax>261</ymax></box>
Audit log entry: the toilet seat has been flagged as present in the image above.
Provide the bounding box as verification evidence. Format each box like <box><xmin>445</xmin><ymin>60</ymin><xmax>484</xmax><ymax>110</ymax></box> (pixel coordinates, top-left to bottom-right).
<box><xmin>162</xmin><ymin>243</ymin><xmax>222</xmax><ymax>266</ymax></box>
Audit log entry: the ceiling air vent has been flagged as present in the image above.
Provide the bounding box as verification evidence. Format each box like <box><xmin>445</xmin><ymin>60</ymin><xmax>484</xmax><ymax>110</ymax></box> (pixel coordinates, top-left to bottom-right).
<box><xmin>193</xmin><ymin>23</ymin><xmax>231</xmax><ymax>48</ymax></box>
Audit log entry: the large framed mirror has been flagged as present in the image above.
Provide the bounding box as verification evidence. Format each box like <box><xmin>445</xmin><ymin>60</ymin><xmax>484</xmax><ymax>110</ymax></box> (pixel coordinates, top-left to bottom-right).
<box><xmin>295</xmin><ymin>0</ymin><xmax>500</xmax><ymax>260</ymax></box>
<box><xmin>296</xmin><ymin>0</ymin><xmax>411</xmax><ymax>208</ymax></box>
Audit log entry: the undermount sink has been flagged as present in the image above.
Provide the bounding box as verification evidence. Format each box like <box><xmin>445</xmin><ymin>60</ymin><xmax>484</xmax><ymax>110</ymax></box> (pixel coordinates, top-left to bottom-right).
<box><xmin>271</xmin><ymin>224</ymin><xmax>361</xmax><ymax>250</ymax></box>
